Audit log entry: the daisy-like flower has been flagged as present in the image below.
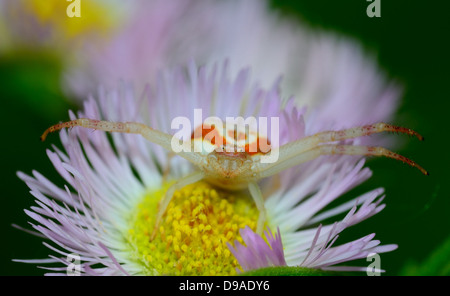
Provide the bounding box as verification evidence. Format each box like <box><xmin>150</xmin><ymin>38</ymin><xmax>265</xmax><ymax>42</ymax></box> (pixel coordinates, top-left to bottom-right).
<box><xmin>16</xmin><ymin>61</ymin><xmax>399</xmax><ymax>275</ymax></box>
<box><xmin>64</xmin><ymin>0</ymin><xmax>401</xmax><ymax>126</ymax></box>
<box><xmin>2</xmin><ymin>0</ymin><xmax>401</xmax><ymax>141</ymax></box>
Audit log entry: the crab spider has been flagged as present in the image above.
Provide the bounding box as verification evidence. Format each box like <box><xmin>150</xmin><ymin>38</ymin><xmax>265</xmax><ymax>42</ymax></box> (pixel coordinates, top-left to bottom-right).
<box><xmin>41</xmin><ymin>119</ymin><xmax>427</xmax><ymax>239</ymax></box>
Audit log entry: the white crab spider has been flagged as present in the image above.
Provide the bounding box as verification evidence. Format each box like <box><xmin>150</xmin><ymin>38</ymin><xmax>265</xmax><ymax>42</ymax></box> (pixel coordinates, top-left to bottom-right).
<box><xmin>41</xmin><ymin>119</ymin><xmax>427</xmax><ymax>239</ymax></box>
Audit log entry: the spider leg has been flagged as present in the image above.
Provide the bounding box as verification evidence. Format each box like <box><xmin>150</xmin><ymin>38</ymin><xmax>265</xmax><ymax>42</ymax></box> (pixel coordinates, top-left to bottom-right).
<box><xmin>316</xmin><ymin>122</ymin><xmax>424</xmax><ymax>142</ymax></box>
<box><xmin>253</xmin><ymin>144</ymin><xmax>428</xmax><ymax>179</ymax></box>
<box><xmin>162</xmin><ymin>152</ymin><xmax>176</xmax><ymax>183</ymax></box>
<box><xmin>151</xmin><ymin>171</ymin><xmax>204</xmax><ymax>240</ymax></box>
<box><xmin>41</xmin><ymin>118</ymin><xmax>206</xmax><ymax>167</ymax></box>
<box><xmin>248</xmin><ymin>182</ymin><xmax>267</xmax><ymax>235</ymax></box>
<box><xmin>271</xmin><ymin>123</ymin><xmax>423</xmax><ymax>163</ymax></box>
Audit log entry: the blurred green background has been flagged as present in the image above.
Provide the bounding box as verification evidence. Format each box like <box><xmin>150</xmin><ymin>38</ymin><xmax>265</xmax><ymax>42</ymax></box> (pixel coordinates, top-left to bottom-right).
<box><xmin>1</xmin><ymin>0</ymin><xmax>449</xmax><ymax>275</ymax></box>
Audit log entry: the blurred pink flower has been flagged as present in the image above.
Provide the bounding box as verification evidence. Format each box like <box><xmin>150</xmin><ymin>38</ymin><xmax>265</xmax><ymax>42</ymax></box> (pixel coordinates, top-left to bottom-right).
<box><xmin>64</xmin><ymin>0</ymin><xmax>401</xmax><ymax>131</ymax></box>
<box><xmin>17</xmin><ymin>61</ymin><xmax>397</xmax><ymax>275</ymax></box>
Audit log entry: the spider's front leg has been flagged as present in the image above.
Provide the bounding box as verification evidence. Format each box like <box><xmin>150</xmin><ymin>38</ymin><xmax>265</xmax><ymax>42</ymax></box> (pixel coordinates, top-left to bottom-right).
<box><xmin>41</xmin><ymin>118</ymin><xmax>206</xmax><ymax>167</ymax></box>
<box><xmin>277</xmin><ymin>122</ymin><xmax>424</xmax><ymax>159</ymax></box>
<box><xmin>254</xmin><ymin>143</ymin><xmax>428</xmax><ymax>179</ymax></box>
<box><xmin>41</xmin><ymin>118</ymin><xmax>211</xmax><ymax>241</ymax></box>
<box><xmin>251</xmin><ymin>122</ymin><xmax>427</xmax><ymax>179</ymax></box>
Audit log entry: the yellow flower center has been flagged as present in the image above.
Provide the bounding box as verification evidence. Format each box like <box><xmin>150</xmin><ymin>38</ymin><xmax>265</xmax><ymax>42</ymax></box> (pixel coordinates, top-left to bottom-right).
<box><xmin>127</xmin><ymin>181</ymin><xmax>259</xmax><ymax>275</ymax></box>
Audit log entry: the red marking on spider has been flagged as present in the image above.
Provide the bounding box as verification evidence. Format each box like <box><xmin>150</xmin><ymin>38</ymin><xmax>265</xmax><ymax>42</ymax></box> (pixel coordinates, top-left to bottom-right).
<box><xmin>190</xmin><ymin>124</ymin><xmax>271</xmax><ymax>155</ymax></box>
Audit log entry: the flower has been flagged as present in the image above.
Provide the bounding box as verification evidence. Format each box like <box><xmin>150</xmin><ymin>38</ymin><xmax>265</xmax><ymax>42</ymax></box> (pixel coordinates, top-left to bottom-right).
<box><xmin>2</xmin><ymin>0</ymin><xmax>401</xmax><ymax>134</ymax></box>
<box><xmin>63</xmin><ymin>0</ymin><xmax>401</xmax><ymax>127</ymax></box>
<box><xmin>0</xmin><ymin>0</ymin><xmax>127</xmax><ymax>47</ymax></box>
<box><xmin>229</xmin><ymin>208</ymin><xmax>398</xmax><ymax>273</ymax></box>
<box><xmin>16</xmin><ymin>61</ymin><xmax>398</xmax><ymax>275</ymax></box>
<box><xmin>227</xmin><ymin>227</ymin><xmax>287</xmax><ymax>272</ymax></box>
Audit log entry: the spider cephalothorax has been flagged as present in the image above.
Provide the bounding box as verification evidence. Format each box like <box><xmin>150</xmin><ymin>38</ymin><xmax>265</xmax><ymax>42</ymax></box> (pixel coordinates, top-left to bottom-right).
<box><xmin>192</xmin><ymin>123</ymin><xmax>270</xmax><ymax>185</ymax></box>
<box><xmin>41</xmin><ymin>119</ymin><xmax>427</xmax><ymax>239</ymax></box>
